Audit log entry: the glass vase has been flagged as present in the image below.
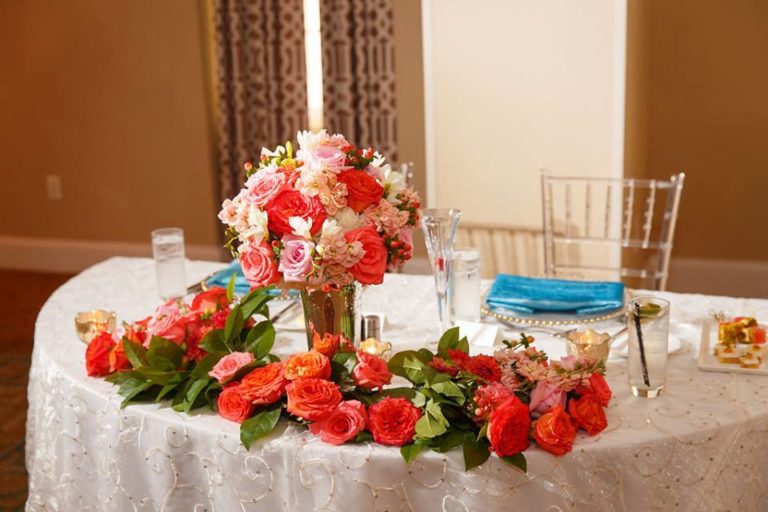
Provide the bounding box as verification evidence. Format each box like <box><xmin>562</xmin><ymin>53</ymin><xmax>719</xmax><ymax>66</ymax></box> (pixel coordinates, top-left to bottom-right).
<box><xmin>299</xmin><ymin>283</ymin><xmax>362</xmax><ymax>350</ymax></box>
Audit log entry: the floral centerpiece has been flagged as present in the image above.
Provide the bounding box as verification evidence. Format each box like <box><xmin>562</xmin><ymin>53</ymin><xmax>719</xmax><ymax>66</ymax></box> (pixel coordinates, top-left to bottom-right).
<box><xmin>86</xmin><ymin>285</ymin><xmax>611</xmax><ymax>472</ymax></box>
<box><xmin>217</xmin><ymin>130</ymin><xmax>421</xmax><ymax>345</ymax></box>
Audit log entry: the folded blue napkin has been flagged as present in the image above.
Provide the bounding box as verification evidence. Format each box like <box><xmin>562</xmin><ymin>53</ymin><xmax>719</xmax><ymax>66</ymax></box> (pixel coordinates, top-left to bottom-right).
<box><xmin>205</xmin><ymin>261</ymin><xmax>297</xmax><ymax>297</ymax></box>
<box><xmin>486</xmin><ymin>274</ymin><xmax>625</xmax><ymax>315</ymax></box>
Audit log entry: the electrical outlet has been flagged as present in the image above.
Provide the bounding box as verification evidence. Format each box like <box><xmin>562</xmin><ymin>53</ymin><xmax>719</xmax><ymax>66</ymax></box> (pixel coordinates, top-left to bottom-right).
<box><xmin>45</xmin><ymin>175</ymin><xmax>63</xmax><ymax>201</ymax></box>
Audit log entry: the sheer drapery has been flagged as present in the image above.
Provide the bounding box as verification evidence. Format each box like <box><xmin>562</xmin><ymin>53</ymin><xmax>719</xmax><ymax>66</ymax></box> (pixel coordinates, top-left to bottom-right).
<box><xmin>212</xmin><ymin>0</ymin><xmax>308</xmax><ymax>203</ymax></box>
<box><xmin>320</xmin><ymin>0</ymin><xmax>398</xmax><ymax>160</ymax></box>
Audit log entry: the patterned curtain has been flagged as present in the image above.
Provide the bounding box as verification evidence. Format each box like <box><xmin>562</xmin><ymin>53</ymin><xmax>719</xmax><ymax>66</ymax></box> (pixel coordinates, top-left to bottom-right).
<box><xmin>212</xmin><ymin>0</ymin><xmax>308</xmax><ymax>203</ymax></box>
<box><xmin>320</xmin><ymin>0</ymin><xmax>398</xmax><ymax>160</ymax></box>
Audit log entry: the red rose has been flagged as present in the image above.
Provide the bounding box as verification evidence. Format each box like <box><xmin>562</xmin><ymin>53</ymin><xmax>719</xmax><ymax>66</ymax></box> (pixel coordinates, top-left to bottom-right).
<box><xmin>568</xmin><ymin>393</ymin><xmax>607</xmax><ymax>436</ymax></box>
<box><xmin>533</xmin><ymin>405</ymin><xmax>577</xmax><ymax>456</ymax></box>
<box><xmin>108</xmin><ymin>340</ymin><xmax>130</xmax><ymax>373</ymax></box>
<box><xmin>337</xmin><ymin>170</ymin><xmax>384</xmax><ymax>212</ymax></box>
<box><xmin>286</xmin><ymin>378</ymin><xmax>342</xmax><ymax>421</ymax></box>
<box><xmin>344</xmin><ymin>225</ymin><xmax>387</xmax><ymax>284</ymax></box>
<box><xmin>487</xmin><ymin>397</ymin><xmax>532</xmax><ymax>456</ymax></box>
<box><xmin>466</xmin><ymin>355</ymin><xmax>502</xmax><ymax>382</ymax></box>
<box><xmin>217</xmin><ymin>384</ymin><xmax>255</xmax><ymax>423</ymax></box>
<box><xmin>352</xmin><ymin>351</ymin><xmax>393</xmax><ymax>390</ymax></box>
<box><xmin>85</xmin><ymin>331</ymin><xmax>116</xmax><ymax>376</ymax></box>
<box><xmin>239</xmin><ymin>241</ymin><xmax>280</xmax><ymax>288</ymax></box>
<box><xmin>191</xmin><ymin>287</ymin><xmax>230</xmax><ymax>314</ymax></box>
<box><xmin>367</xmin><ymin>397</ymin><xmax>422</xmax><ymax>446</ymax></box>
<box><xmin>240</xmin><ymin>362</ymin><xmax>288</xmax><ymax>405</ymax></box>
<box><xmin>309</xmin><ymin>400</ymin><xmax>368</xmax><ymax>445</ymax></box>
<box><xmin>266</xmin><ymin>190</ymin><xmax>327</xmax><ymax>237</ymax></box>
<box><xmin>576</xmin><ymin>373</ymin><xmax>612</xmax><ymax>407</ymax></box>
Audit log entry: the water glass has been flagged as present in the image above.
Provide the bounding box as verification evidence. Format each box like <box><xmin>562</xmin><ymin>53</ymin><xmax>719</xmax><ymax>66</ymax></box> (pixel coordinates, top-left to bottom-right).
<box><xmin>151</xmin><ymin>227</ymin><xmax>187</xmax><ymax>300</ymax></box>
<box><xmin>627</xmin><ymin>296</ymin><xmax>670</xmax><ymax>398</ymax></box>
<box><xmin>451</xmin><ymin>248</ymin><xmax>481</xmax><ymax>322</ymax></box>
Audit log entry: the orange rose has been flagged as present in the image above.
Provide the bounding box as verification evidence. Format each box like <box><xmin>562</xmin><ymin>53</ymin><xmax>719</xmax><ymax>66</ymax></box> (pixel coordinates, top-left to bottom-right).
<box><xmin>568</xmin><ymin>393</ymin><xmax>607</xmax><ymax>436</ymax></box>
<box><xmin>217</xmin><ymin>384</ymin><xmax>255</xmax><ymax>423</ymax></box>
<box><xmin>108</xmin><ymin>339</ymin><xmax>130</xmax><ymax>373</ymax></box>
<box><xmin>344</xmin><ymin>225</ymin><xmax>387</xmax><ymax>285</ymax></box>
<box><xmin>284</xmin><ymin>350</ymin><xmax>332</xmax><ymax>380</ymax></box>
<box><xmin>286</xmin><ymin>378</ymin><xmax>342</xmax><ymax>421</ymax></box>
<box><xmin>337</xmin><ymin>170</ymin><xmax>384</xmax><ymax>212</ymax></box>
<box><xmin>85</xmin><ymin>331</ymin><xmax>116</xmax><ymax>376</ymax></box>
<box><xmin>240</xmin><ymin>362</ymin><xmax>288</xmax><ymax>405</ymax></box>
<box><xmin>533</xmin><ymin>405</ymin><xmax>577</xmax><ymax>455</ymax></box>
<box><xmin>312</xmin><ymin>331</ymin><xmax>341</xmax><ymax>357</ymax></box>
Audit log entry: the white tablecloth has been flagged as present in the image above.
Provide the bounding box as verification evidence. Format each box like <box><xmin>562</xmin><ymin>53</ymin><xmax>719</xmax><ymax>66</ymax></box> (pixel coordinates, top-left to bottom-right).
<box><xmin>26</xmin><ymin>257</ymin><xmax>768</xmax><ymax>511</ymax></box>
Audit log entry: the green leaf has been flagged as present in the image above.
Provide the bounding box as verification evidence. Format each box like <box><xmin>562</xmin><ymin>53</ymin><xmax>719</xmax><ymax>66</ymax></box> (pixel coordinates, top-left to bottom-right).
<box><xmin>106</xmin><ymin>370</ymin><xmax>142</xmax><ymax>385</ymax></box>
<box><xmin>433</xmin><ymin>430</ymin><xmax>467</xmax><ymax>453</ymax></box>
<box><xmin>240</xmin><ymin>291</ymin><xmax>272</xmax><ymax>320</ymax></box>
<box><xmin>199</xmin><ymin>329</ymin><xmax>226</xmax><ymax>353</ymax></box>
<box><xmin>352</xmin><ymin>431</ymin><xmax>373</xmax><ymax>443</ymax></box>
<box><xmin>463</xmin><ymin>436</ymin><xmax>491</xmax><ymax>471</ymax></box>
<box><xmin>117</xmin><ymin>377</ymin><xmax>153</xmax><ymax>407</ymax></box>
<box><xmin>123</xmin><ymin>339</ymin><xmax>148</xmax><ymax>368</ymax></box>
<box><xmin>136</xmin><ymin>367</ymin><xmax>184</xmax><ymax>386</ymax></box>
<box><xmin>173</xmin><ymin>379</ymin><xmax>211</xmax><ymax>413</ymax></box>
<box><xmin>189</xmin><ymin>351</ymin><xmax>226</xmax><ymax>380</ymax></box>
<box><xmin>415</xmin><ymin>400</ymin><xmax>449</xmax><ymax>439</ymax></box>
<box><xmin>240</xmin><ymin>407</ymin><xmax>281</xmax><ymax>449</ymax></box>
<box><xmin>226</xmin><ymin>273</ymin><xmax>236</xmax><ymax>302</ymax></box>
<box><xmin>457</xmin><ymin>336</ymin><xmax>470</xmax><ymax>354</ymax></box>
<box><xmin>477</xmin><ymin>422</ymin><xmax>489</xmax><ymax>442</ymax></box>
<box><xmin>224</xmin><ymin>306</ymin><xmax>244</xmax><ymax>347</ymax></box>
<box><xmin>437</xmin><ymin>327</ymin><xmax>461</xmax><ymax>358</ymax></box>
<box><xmin>147</xmin><ymin>336</ymin><xmax>185</xmax><ymax>371</ymax></box>
<box><xmin>389</xmin><ymin>351</ymin><xmax>433</xmax><ymax>384</ymax></box>
<box><xmin>156</xmin><ymin>378</ymin><xmax>182</xmax><ymax>402</ymax></box>
<box><xmin>400</xmin><ymin>443</ymin><xmax>425</xmax><ymax>464</ymax></box>
<box><xmin>244</xmin><ymin>321</ymin><xmax>276</xmax><ymax>358</ymax></box>
<box><xmin>412</xmin><ymin>391</ymin><xmax>427</xmax><ymax>408</ymax></box>
<box><xmin>376</xmin><ymin>387</ymin><xmax>417</xmax><ymax>401</ymax></box>
<box><xmin>501</xmin><ymin>453</ymin><xmax>527</xmax><ymax>473</ymax></box>
<box><xmin>429</xmin><ymin>380</ymin><xmax>465</xmax><ymax>405</ymax></box>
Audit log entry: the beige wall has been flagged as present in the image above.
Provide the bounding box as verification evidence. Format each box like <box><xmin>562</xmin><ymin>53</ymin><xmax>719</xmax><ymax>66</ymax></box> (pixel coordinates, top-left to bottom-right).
<box><xmin>0</xmin><ymin>0</ymin><xmax>219</xmax><ymax>246</ymax></box>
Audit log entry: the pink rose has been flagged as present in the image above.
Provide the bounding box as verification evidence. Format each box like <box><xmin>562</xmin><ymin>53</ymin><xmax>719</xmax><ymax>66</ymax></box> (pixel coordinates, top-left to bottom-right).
<box><xmin>529</xmin><ymin>381</ymin><xmax>567</xmax><ymax>418</ymax></box>
<box><xmin>310</xmin><ymin>145</ymin><xmax>347</xmax><ymax>172</ymax></box>
<box><xmin>239</xmin><ymin>241</ymin><xmax>280</xmax><ymax>288</ymax></box>
<box><xmin>146</xmin><ymin>300</ymin><xmax>186</xmax><ymax>345</ymax></box>
<box><xmin>352</xmin><ymin>351</ymin><xmax>392</xmax><ymax>390</ymax></box>
<box><xmin>245</xmin><ymin>167</ymin><xmax>292</xmax><ymax>208</ymax></box>
<box><xmin>309</xmin><ymin>400</ymin><xmax>368</xmax><ymax>445</ymax></box>
<box><xmin>278</xmin><ymin>235</ymin><xmax>315</xmax><ymax>282</ymax></box>
<box><xmin>208</xmin><ymin>352</ymin><xmax>255</xmax><ymax>384</ymax></box>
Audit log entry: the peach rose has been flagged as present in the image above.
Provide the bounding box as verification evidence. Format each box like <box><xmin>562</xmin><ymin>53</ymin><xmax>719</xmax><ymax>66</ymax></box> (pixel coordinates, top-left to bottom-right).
<box><xmin>568</xmin><ymin>393</ymin><xmax>608</xmax><ymax>436</ymax></box>
<box><xmin>309</xmin><ymin>400</ymin><xmax>368</xmax><ymax>445</ymax></box>
<box><xmin>85</xmin><ymin>331</ymin><xmax>116</xmax><ymax>377</ymax></box>
<box><xmin>337</xmin><ymin>170</ymin><xmax>384</xmax><ymax>213</ymax></box>
<box><xmin>286</xmin><ymin>378</ymin><xmax>342</xmax><ymax>421</ymax></box>
<box><xmin>344</xmin><ymin>225</ymin><xmax>387</xmax><ymax>285</ymax></box>
<box><xmin>108</xmin><ymin>339</ymin><xmax>130</xmax><ymax>373</ymax></box>
<box><xmin>284</xmin><ymin>350</ymin><xmax>332</xmax><ymax>381</ymax></box>
<box><xmin>240</xmin><ymin>362</ymin><xmax>288</xmax><ymax>405</ymax></box>
<box><xmin>208</xmin><ymin>352</ymin><xmax>255</xmax><ymax>384</ymax></box>
<box><xmin>239</xmin><ymin>241</ymin><xmax>280</xmax><ymax>289</ymax></box>
<box><xmin>217</xmin><ymin>384</ymin><xmax>255</xmax><ymax>423</ymax></box>
<box><xmin>533</xmin><ymin>405</ymin><xmax>577</xmax><ymax>456</ymax></box>
<box><xmin>352</xmin><ymin>351</ymin><xmax>392</xmax><ymax>390</ymax></box>
<box><xmin>312</xmin><ymin>331</ymin><xmax>341</xmax><ymax>357</ymax></box>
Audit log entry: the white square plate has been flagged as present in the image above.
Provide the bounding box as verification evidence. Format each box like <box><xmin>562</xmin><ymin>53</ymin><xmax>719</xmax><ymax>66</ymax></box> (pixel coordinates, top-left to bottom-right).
<box><xmin>698</xmin><ymin>320</ymin><xmax>768</xmax><ymax>375</ymax></box>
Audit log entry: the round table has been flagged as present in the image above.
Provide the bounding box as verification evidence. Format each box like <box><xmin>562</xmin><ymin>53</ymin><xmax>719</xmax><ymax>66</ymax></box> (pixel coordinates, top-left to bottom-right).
<box><xmin>26</xmin><ymin>257</ymin><xmax>768</xmax><ymax>511</ymax></box>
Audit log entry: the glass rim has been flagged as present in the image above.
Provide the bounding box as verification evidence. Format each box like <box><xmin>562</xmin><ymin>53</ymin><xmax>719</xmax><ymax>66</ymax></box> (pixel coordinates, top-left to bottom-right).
<box><xmin>628</xmin><ymin>295</ymin><xmax>670</xmax><ymax>312</ymax></box>
<box><xmin>453</xmin><ymin>247</ymin><xmax>480</xmax><ymax>260</ymax></box>
<box><xmin>421</xmin><ymin>208</ymin><xmax>462</xmax><ymax>217</ymax></box>
<box><xmin>151</xmin><ymin>227</ymin><xmax>184</xmax><ymax>237</ymax></box>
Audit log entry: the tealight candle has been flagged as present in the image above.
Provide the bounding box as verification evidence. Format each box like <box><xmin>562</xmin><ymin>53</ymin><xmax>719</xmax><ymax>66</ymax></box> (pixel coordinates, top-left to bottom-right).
<box><xmin>565</xmin><ymin>329</ymin><xmax>611</xmax><ymax>364</ymax></box>
<box><xmin>75</xmin><ymin>309</ymin><xmax>117</xmax><ymax>344</ymax></box>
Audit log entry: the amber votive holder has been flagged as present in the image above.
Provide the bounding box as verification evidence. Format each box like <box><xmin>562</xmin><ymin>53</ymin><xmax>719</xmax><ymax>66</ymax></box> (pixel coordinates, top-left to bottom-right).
<box><xmin>565</xmin><ymin>329</ymin><xmax>611</xmax><ymax>364</ymax></box>
<box><xmin>75</xmin><ymin>309</ymin><xmax>117</xmax><ymax>344</ymax></box>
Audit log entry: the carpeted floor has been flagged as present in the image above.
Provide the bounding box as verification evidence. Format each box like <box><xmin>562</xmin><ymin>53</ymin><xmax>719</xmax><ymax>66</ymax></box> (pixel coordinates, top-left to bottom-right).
<box><xmin>0</xmin><ymin>270</ymin><xmax>73</xmax><ymax>512</ymax></box>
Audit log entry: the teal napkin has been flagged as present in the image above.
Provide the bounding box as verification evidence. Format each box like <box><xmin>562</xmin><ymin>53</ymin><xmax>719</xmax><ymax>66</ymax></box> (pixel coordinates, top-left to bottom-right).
<box><xmin>205</xmin><ymin>261</ymin><xmax>297</xmax><ymax>297</ymax></box>
<box><xmin>486</xmin><ymin>274</ymin><xmax>625</xmax><ymax>315</ymax></box>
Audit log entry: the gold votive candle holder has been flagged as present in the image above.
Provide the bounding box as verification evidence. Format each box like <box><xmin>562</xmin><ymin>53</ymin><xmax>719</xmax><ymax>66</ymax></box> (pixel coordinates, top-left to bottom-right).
<box><xmin>565</xmin><ymin>329</ymin><xmax>611</xmax><ymax>364</ymax></box>
<box><xmin>359</xmin><ymin>337</ymin><xmax>392</xmax><ymax>360</ymax></box>
<box><xmin>75</xmin><ymin>309</ymin><xmax>117</xmax><ymax>344</ymax></box>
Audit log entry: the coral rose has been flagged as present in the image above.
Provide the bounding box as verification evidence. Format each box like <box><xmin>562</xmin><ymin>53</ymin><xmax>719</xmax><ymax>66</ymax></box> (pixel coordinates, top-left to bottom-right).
<box><xmin>85</xmin><ymin>331</ymin><xmax>116</xmax><ymax>376</ymax></box>
<box><xmin>146</xmin><ymin>302</ymin><xmax>187</xmax><ymax>345</ymax></box>
<box><xmin>191</xmin><ymin>287</ymin><xmax>229</xmax><ymax>314</ymax></box>
<box><xmin>266</xmin><ymin>190</ymin><xmax>326</xmax><ymax>237</ymax></box>
<box><xmin>337</xmin><ymin>170</ymin><xmax>384</xmax><ymax>213</ymax></box>
<box><xmin>208</xmin><ymin>352</ymin><xmax>255</xmax><ymax>384</ymax></box>
<box><xmin>529</xmin><ymin>381</ymin><xmax>567</xmax><ymax>418</ymax></box>
<box><xmin>286</xmin><ymin>378</ymin><xmax>342</xmax><ymax>421</ymax></box>
<box><xmin>344</xmin><ymin>225</ymin><xmax>387</xmax><ymax>285</ymax></box>
<box><xmin>108</xmin><ymin>339</ymin><xmax>130</xmax><ymax>373</ymax></box>
<box><xmin>217</xmin><ymin>384</ymin><xmax>255</xmax><ymax>423</ymax></box>
<box><xmin>240</xmin><ymin>362</ymin><xmax>288</xmax><ymax>405</ymax></box>
<box><xmin>576</xmin><ymin>373</ymin><xmax>612</xmax><ymax>407</ymax></box>
<box><xmin>284</xmin><ymin>350</ymin><xmax>332</xmax><ymax>381</ymax></box>
<box><xmin>533</xmin><ymin>405</ymin><xmax>577</xmax><ymax>456</ymax></box>
<box><xmin>367</xmin><ymin>397</ymin><xmax>422</xmax><ymax>446</ymax></box>
<box><xmin>309</xmin><ymin>400</ymin><xmax>368</xmax><ymax>445</ymax></box>
<box><xmin>239</xmin><ymin>241</ymin><xmax>280</xmax><ymax>288</ymax></box>
<box><xmin>568</xmin><ymin>393</ymin><xmax>608</xmax><ymax>436</ymax></box>
<box><xmin>312</xmin><ymin>331</ymin><xmax>341</xmax><ymax>357</ymax></box>
<box><xmin>352</xmin><ymin>351</ymin><xmax>392</xmax><ymax>390</ymax></box>
<box><xmin>487</xmin><ymin>396</ymin><xmax>532</xmax><ymax>456</ymax></box>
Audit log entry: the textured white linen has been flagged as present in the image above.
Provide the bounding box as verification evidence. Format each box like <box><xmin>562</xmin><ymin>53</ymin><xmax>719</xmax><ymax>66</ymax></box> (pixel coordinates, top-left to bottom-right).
<box><xmin>26</xmin><ymin>257</ymin><xmax>768</xmax><ymax>511</ymax></box>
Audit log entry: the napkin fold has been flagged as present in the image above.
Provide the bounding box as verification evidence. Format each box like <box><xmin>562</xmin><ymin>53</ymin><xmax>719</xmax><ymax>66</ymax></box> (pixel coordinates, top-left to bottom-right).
<box><xmin>486</xmin><ymin>274</ymin><xmax>624</xmax><ymax>315</ymax></box>
<box><xmin>205</xmin><ymin>261</ymin><xmax>297</xmax><ymax>297</ymax></box>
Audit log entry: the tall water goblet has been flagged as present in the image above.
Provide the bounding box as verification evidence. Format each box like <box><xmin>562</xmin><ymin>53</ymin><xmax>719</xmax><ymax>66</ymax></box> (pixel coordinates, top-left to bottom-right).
<box><xmin>420</xmin><ymin>208</ymin><xmax>462</xmax><ymax>333</ymax></box>
<box><xmin>151</xmin><ymin>227</ymin><xmax>187</xmax><ymax>300</ymax></box>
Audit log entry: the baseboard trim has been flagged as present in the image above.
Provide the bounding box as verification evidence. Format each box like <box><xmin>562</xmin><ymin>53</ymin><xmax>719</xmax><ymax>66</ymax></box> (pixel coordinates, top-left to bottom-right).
<box><xmin>0</xmin><ymin>235</ymin><xmax>224</xmax><ymax>274</ymax></box>
<box><xmin>667</xmin><ymin>257</ymin><xmax>768</xmax><ymax>299</ymax></box>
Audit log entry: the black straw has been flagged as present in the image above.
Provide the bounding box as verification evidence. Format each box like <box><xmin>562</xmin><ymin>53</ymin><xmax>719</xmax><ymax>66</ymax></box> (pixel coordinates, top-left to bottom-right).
<box><xmin>634</xmin><ymin>303</ymin><xmax>651</xmax><ymax>387</ymax></box>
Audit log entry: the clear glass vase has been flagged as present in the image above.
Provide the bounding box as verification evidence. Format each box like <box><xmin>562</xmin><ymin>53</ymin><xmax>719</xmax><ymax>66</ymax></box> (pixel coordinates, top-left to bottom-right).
<box><xmin>299</xmin><ymin>283</ymin><xmax>362</xmax><ymax>350</ymax></box>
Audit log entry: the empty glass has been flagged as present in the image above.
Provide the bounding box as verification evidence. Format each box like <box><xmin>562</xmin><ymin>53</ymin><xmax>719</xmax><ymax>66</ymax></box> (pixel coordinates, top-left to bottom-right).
<box><xmin>627</xmin><ymin>296</ymin><xmax>670</xmax><ymax>398</ymax></box>
<box><xmin>451</xmin><ymin>248</ymin><xmax>481</xmax><ymax>322</ymax></box>
<box><xmin>421</xmin><ymin>208</ymin><xmax>462</xmax><ymax>333</ymax></box>
<box><xmin>151</xmin><ymin>227</ymin><xmax>187</xmax><ymax>300</ymax></box>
